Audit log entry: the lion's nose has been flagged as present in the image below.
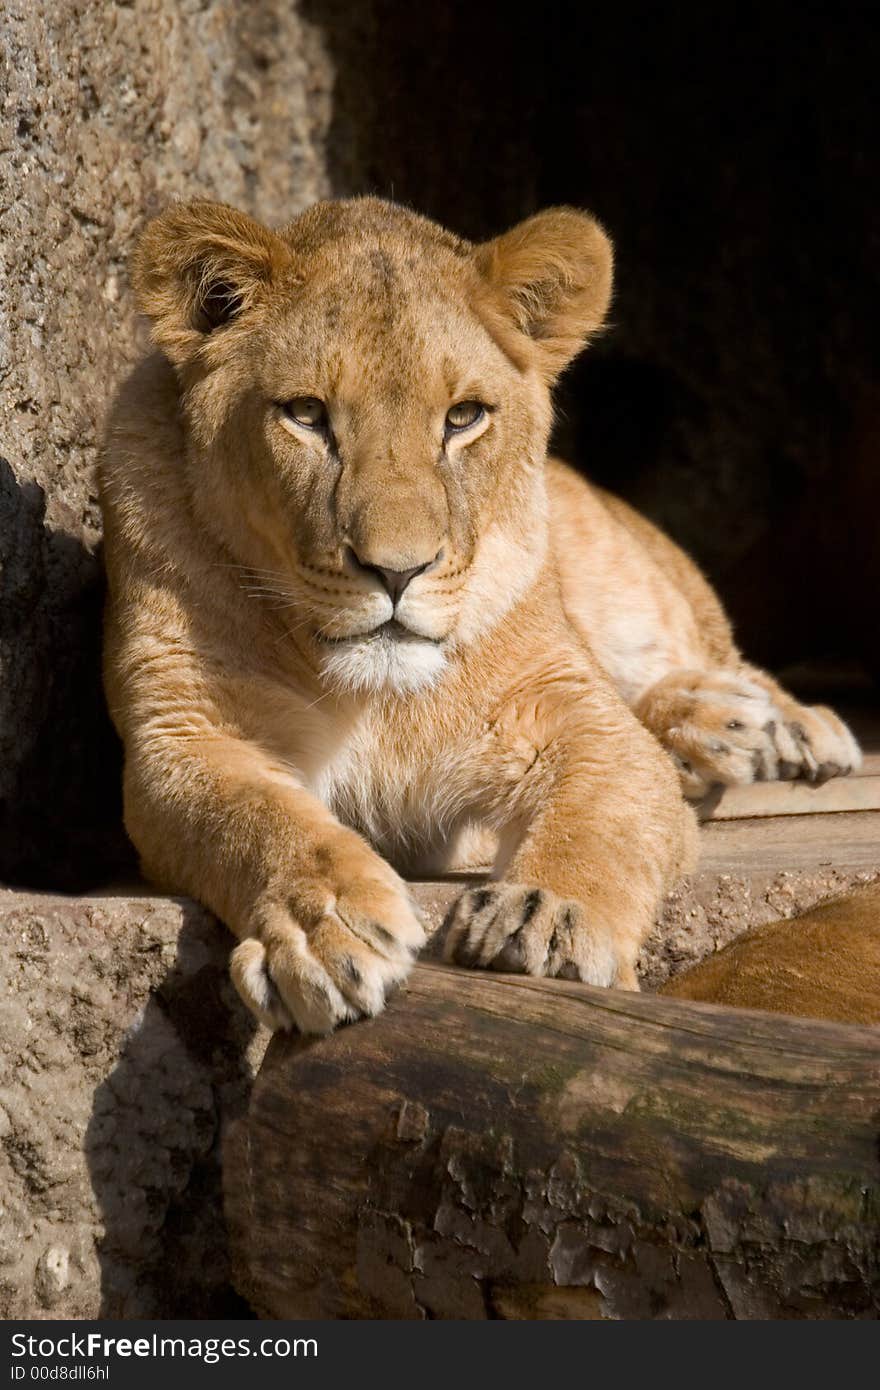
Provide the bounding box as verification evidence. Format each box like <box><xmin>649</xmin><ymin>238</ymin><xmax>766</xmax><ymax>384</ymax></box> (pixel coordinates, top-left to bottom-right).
<box><xmin>346</xmin><ymin>547</ymin><xmax>441</xmax><ymax>605</ymax></box>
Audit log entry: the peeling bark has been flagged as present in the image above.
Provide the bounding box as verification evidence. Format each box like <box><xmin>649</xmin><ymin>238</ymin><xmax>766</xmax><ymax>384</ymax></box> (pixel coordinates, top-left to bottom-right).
<box><xmin>224</xmin><ymin>963</ymin><xmax>880</xmax><ymax>1319</ymax></box>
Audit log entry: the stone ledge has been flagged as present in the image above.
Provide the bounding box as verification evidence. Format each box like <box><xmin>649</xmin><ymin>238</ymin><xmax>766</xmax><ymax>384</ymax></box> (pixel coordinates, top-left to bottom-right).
<box><xmin>3</xmin><ymin>811</ymin><xmax>878</xmax><ymax>1317</ymax></box>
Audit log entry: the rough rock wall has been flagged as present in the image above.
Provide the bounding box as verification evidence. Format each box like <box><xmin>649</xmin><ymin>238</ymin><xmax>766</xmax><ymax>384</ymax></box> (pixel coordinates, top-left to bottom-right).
<box><xmin>0</xmin><ymin>0</ymin><xmax>332</xmax><ymax>888</ymax></box>
<box><xmin>0</xmin><ymin>888</ymin><xmax>266</xmax><ymax>1319</ymax></box>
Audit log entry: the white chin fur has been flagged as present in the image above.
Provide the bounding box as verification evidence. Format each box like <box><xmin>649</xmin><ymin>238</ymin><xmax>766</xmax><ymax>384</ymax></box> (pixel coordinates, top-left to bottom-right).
<box><xmin>319</xmin><ymin>632</ymin><xmax>446</xmax><ymax>696</ymax></box>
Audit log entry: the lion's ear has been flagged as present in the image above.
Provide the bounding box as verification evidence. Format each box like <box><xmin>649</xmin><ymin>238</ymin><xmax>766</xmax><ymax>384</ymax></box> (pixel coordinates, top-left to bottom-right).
<box><xmin>474</xmin><ymin>209</ymin><xmax>613</xmax><ymax>381</ymax></box>
<box><xmin>131</xmin><ymin>201</ymin><xmax>292</xmax><ymax>366</ymax></box>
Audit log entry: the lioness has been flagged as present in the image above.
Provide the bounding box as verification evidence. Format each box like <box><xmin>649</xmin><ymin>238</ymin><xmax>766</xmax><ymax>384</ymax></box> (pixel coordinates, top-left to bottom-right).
<box><xmin>100</xmin><ymin>197</ymin><xmax>860</xmax><ymax>1033</ymax></box>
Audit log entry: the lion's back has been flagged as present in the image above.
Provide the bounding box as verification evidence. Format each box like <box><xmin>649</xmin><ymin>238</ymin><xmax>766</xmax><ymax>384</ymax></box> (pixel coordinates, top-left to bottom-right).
<box><xmin>546</xmin><ymin>458</ymin><xmax>736</xmax><ymax>696</ymax></box>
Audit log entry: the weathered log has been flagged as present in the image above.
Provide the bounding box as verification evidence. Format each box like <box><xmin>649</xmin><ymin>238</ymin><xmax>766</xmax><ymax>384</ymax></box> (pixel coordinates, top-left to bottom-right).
<box><xmin>224</xmin><ymin>963</ymin><xmax>880</xmax><ymax>1320</ymax></box>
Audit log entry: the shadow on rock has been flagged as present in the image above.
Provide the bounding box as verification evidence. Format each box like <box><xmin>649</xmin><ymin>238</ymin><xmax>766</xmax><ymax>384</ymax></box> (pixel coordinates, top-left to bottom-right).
<box><xmin>0</xmin><ymin>456</ymin><xmax>135</xmax><ymax>891</ymax></box>
<box><xmin>83</xmin><ymin>902</ymin><xmax>265</xmax><ymax>1318</ymax></box>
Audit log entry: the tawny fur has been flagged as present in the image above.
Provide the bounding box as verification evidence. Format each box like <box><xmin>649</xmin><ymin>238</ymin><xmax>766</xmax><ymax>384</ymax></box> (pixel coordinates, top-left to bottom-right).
<box><xmin>100</xmin><ymin>196</ymin><xmax>859</xmax><ymax>1033</ymax></box>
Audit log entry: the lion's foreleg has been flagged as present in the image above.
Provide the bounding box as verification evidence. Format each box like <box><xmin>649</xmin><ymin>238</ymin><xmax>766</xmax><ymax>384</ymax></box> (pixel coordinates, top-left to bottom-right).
<box><xmin>444</xmin><ymin>688</ymin><xmax>697</xmax><ymax>989</ymax></box>
<box><xmin>123</xmin><ymin>729</ymin><xmax>424</xmax><ymax>1033</ymax></box>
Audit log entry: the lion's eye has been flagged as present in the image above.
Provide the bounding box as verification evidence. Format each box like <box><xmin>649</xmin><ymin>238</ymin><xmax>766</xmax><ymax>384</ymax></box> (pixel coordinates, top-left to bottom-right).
<box><xmin>280</xmin><ymin>396</ymin><xmax>328</xmax><ymax>430</ymax></box>
<box><xmin>445</xmin><ymin>400</ymin><xmax>485</xmax><ymax>432</ymax></box>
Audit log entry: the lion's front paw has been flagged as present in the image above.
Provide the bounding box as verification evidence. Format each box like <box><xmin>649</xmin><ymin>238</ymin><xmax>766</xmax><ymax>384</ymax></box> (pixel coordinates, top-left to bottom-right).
<box><xmin>442</xmin><ymin>883</ymin><xmax>636</xmax><ymax>989</ymax></box>
<box><xmin>778</xmin><ymin>702</ymin><xmax>862</xmax><ymax>784</ymax></box>
<box><xmin>638</xmin><ymin>670</ymin><xmax>861</xmax><ymax>797</ymax></box>
<box><xmin>230</xmin><ymin>867</ymin><xmax>425</xmax><ymax>1034</ymax></box>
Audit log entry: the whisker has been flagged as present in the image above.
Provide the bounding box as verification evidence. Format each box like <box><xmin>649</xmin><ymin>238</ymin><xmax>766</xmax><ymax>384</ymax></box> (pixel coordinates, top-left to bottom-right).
<box><xmin>214</xmin><ymin>563</ymin><xmax>294</xmax><ymax>585</ymax></box>
<box><xmin>242</xmin><ymin>589</ymin><xmax>297</xmax><ymax>602</ymax></box>
<box><xmin>301</xmin><ymin>688</ymin><xmax>335</xmax><ymax>713</ymax></box>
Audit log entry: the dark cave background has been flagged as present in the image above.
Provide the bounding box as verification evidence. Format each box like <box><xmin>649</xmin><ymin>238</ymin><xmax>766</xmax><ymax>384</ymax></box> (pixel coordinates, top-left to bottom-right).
<box><xmin>309</xmin><ymin>0</ymin><xmax>880</xmax><ymax>680</ymax></box>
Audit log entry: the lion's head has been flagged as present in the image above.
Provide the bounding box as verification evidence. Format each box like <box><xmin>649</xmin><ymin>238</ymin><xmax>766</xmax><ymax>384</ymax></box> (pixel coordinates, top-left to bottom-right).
<box><xmin>133</xmin><ymin>197</ymin><xmax>612</xmax><ymax>694</ymax></box>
